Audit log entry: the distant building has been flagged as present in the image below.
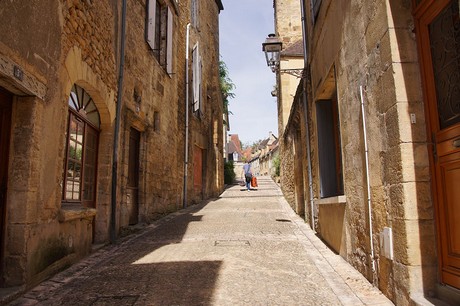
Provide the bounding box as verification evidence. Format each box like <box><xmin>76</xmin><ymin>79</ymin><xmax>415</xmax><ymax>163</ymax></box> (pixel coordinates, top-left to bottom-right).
<box><xmin>244</xmin><ymin>132</ymin><xmax>279</xmax><ymax>178</ymax></box>
<box><xmin>226</xmin><ymin>134</ymin><xmax>244</xmax><ymax>162</ymax></box>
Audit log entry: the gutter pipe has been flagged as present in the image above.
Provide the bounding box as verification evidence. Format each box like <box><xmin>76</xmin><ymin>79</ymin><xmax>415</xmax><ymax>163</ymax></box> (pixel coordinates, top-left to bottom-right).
<box><xmin>359</xmin><ymin>85</ymin><xmax>376</xmax><ymax>280</ymax></box>
<box><xmin>110</xmin><ymin>0</ymin><xmax>127</xmax><ymax>243</ymax></box>
<box><xmin>183</xmin><ymin>23</ymin><xmax>191</xmax><ymax>209</ymax></box>
<box><xmin>299</xmin><ymin>0</ymin><xmax>315</xmax><ymax>231</ymax></box>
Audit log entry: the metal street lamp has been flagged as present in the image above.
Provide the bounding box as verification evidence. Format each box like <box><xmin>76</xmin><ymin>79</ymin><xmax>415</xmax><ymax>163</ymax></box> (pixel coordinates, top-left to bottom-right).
<box><xmin>262</xmin><ymin>33</ymin><xmax>282</xmax><ymax>72</ymax></box>
<box><xmin>262</xmin><ymin>33</ymin><xmax>305</xmax><ymax>78</ymax></box>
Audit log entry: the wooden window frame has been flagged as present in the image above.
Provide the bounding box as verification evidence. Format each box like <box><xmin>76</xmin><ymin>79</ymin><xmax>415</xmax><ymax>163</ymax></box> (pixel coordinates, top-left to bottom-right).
<box><xmin>62</xmin><ymin>86</ymin><xmax>100</xmax><ymax>208</ymax></box>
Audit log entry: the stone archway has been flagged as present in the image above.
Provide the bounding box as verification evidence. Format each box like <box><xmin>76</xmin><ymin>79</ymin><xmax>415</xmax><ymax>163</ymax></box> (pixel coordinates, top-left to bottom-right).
<box><xmin>61</xmin><ymin>46</ymin><xmax>116</xmax><ymax>243</ymax></box>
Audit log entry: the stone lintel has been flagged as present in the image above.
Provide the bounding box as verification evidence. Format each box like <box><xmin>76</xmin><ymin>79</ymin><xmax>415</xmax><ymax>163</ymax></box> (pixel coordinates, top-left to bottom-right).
<box><xmin>0</xmin><ymin>54</ymin><xmax>46</xmax><ymax>99</ymax></box>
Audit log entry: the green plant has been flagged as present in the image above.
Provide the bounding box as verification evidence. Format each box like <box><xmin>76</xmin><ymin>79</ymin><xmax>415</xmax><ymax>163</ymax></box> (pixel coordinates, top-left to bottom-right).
<box><xmin>224</xmin><ymin>161</ymin><xmax>236</xmax><ymax>184</ymax></box>
<box><xmin>272</xmin><ymin>156</ymin><xmax>280</xmax><ymax>177</ymax></box>
<box><xmin>219</xmin><ymin>59</ymin><xmax>235</xmax><ymax>121</ymax></box>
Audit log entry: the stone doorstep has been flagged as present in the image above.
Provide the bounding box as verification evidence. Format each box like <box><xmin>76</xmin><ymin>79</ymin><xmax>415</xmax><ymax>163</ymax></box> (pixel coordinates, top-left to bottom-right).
<box><xmin>0</xmin><ymin>285</ymin><xmax>26</xmax><ymax>306</ymax></box>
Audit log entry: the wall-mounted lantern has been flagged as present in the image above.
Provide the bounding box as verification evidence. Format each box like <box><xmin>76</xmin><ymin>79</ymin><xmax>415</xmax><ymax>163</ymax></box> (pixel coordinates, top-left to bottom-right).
<box><xmin>262</xmin><ymin>33</ymin><xmax>283</xmax><ymax>72</ymax></box>
<box><xmin>262</xmin><ymin>33</ymin><xmax>305</xmax><ymax>78</ymax></box>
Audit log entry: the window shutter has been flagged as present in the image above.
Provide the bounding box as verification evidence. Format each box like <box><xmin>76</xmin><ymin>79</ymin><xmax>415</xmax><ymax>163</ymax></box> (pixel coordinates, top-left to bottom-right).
<box><xmin>192</xmin><ymin>44</ymin><xmax>199</xmax><ymax>112</ymax></box>
<box><xmin>199</xmin><ymin>55</ymin><xmax>202</xmax><ymax>111</ymax></box>
<box><xmin>146</xmin><ymin>0</ymin><xmax>157</xmax><ymax>50</ymax></box>
<box><xmin>191</xmin><ymin>0</ymin><xmax>198</xmax><ymax>28</ymax></box>
<box><xmin>195</xmin><ymin>0</ymin><xmax>200</xmax><ymax>28</ymax></box>
<box><xmin>166</xmin><ymin>6</ymin><xmax>173</xmax><ymax>74</ymax></box>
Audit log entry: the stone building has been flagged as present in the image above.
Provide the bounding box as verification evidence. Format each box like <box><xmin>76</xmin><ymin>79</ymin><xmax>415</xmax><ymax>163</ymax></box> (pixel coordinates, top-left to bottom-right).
<box><xmin>0</xmin><ymin>0</ymin><xmax>223</xmax><ymax>290</ymax></box>
<box><xmin>255</xmin><ymin>132</ymin><xmax>279</xmax><ymax>177</ymax></box>
<box><xmin>275</xmin><ymin>0</ymin><xmax>460</xmax><ymax>305</ymax></box>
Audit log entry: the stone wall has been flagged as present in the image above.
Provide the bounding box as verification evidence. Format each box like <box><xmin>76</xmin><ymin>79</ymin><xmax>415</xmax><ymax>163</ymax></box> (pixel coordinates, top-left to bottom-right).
<box><xmin>285</xmin><ymin>0</ymin><xmax>439</xmax><ymax>304</ymax></box>
<box><xmin>121</xmin><ymin>0</ymin><xmax>182</xmax><ymax>223</ymax></box>
<box><xmin>186</xmin><ymin>0</ymin><xmax>224</xmax><ymax>203</ymax></box>
<box><xmin>61</xmin><ymin>0</ymin><xmax>117</xmax><ymax>90</ymax></box>
<box><xmin>274</xmin><ymin>0</ymin><xmax>303</xmax><ymax>47</ymax></box>
<box><xmin>0</xmin><ymin>0</ymin><xmax>223</xmax><ymax>289</ymax></box>
<box><xmin>274</xmin><ymin>0</ymin><xmax>304</xmax><ymax>136</ymax></box>
<box><xmin>0</xmin><ymin>0</ymin><xmax>119</xmax><ymax>287</ymax></box>
<box><xmin>275</xmin><ymin>0</ymin><xmax>306</xmax><ymax>214</ymax></box>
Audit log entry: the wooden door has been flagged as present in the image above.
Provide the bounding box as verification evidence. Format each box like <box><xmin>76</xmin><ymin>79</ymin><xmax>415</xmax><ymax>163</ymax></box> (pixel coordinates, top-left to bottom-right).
<box><xmin>0</xmin><ymin>88</ymin><xmax>12</xmax><ymax>285</ymax></box>
<box><xmin>415</xmin><ymin>0</ymin><xmax>460</xmax><ymax>288</ymax></box>
<box><xmin>193</xmin><ymin>146</ymin><xmax>203</xmax><ymax>197</ymax></box>
<box><xmin>127</xmin><ymin>128</ymin><xmax>140</xmax><ymax>225</ymax></box>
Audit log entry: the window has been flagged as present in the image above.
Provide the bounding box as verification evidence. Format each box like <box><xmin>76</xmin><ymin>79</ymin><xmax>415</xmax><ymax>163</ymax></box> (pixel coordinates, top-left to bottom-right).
<box><xmin>316</xmin><ymin>95</ymin><xmax>344</xmax><ymax>198</ymax></box>
<box><xmin>146</xmin><ymin>0</ymin><xmax>174</xmax><ymax>74</ymax></box>
<box><xmin>63</xmin><ymin>84</ymin><xmax>100</xmax><ymax>208</ymax></box>
<box><xmin>192</xmin><ymin>43</ymin><xmax>202</xmax><ymax>114</ymax></box>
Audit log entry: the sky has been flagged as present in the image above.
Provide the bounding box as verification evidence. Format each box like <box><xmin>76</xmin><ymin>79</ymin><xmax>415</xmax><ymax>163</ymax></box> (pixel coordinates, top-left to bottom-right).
<box><xmin>219</xmin><ymin>0</ymin><xmax>278</xmax><ymax>145</ymax></box>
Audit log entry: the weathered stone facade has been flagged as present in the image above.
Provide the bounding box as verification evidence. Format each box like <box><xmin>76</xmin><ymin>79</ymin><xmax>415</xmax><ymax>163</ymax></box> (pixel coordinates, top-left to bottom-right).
<box><xmin>277</xmin><ymin>0</ymin><xmax>460</xmax><ymax>305</ymax></box>
<box><xmin>0</xmin><ymin>0</ymin><xmax>224</xmax><ymax>290</ymax></box>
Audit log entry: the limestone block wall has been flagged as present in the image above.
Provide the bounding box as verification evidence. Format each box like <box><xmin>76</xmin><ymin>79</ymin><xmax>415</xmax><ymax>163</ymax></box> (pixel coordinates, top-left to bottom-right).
<box><xmin>61</xmin><ymin>0</ymin><xmax>117</xmax><ymax>90</ymax></box>
<box><xmin>303</xmin><ymin>0</ymin><xmax>437</xmax><ymax>304</ymax></box>
<box><xmin>274</xmin><ymin>0</ymin><xmax>303</xmax><ymax>47</ymax></box>
<box><xmin>279</xmin><ymin>57</ymin><xmax>304</xmax><ymax>132</ymax></box>
<box><xmin>120</xmin><ymin>0</ymin><xmax>182</xmax><ymax>223</ymax></box>
<box><xmin>280</xmin><ymin>136</ymin><xmax>296</xmax><ymax>207</ymax></box>
<box><xmin>0</xmin><ymin>0</ymin><xmax>223</xmax><ymax>290</ymax></box>
<box><xmin>274</xmin><ymin>0</ymin><xmax>303</xmax><ymax>138</ymax></box>
<box><xmin>0</xmin><ymin>0</ymin><xmax>119</xmax><ymax>287</ymax></box>
<box><xmin>186</xmin><ymin>0</ymin><xmax>224</xmax><ymax>203</ymax></box>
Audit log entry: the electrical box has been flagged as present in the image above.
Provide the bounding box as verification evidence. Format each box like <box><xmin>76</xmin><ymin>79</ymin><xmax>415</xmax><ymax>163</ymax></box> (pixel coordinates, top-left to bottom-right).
<box><xmin>380</xmin><ymin>227</ymin><xmax>394</xmax><ymax>260</ymax></box>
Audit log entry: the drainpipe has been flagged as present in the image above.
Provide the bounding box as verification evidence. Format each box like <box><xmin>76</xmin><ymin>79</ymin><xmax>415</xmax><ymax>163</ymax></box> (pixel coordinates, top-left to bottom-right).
<box><xmin>299</xmin><ymin>0</ymin><xmax>315</xmax><ymax>231</ymax></box>
<box><xmin>110</xmin><ymin>0</ymin><xmax>127</xmax><ymax>243</ymax></box>
<box><xmin>359</xmin><ymin>85</ymin><xmax>377</xmax><ymax>282</ymax></box>
<box><xmin>183</xmin><ymin>23</ymin><xmax>191</xmax><ymax>209</ymax></box>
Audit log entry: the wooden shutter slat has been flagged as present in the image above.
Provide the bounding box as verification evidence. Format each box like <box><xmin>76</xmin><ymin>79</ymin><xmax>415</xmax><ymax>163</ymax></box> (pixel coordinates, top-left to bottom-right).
<box><xmin>166</xmin><ymin>6</ymin><xmax>173</xmax><ymax>74</ymax></box>
<box><xmin>146</xmin><ymin>0</ymin><xmax>156</xmax><ymax>50</ymax></box>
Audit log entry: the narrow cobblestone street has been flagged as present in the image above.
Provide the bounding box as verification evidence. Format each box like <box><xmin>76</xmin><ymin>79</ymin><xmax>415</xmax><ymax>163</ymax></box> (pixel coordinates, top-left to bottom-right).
<box><xmin>8</xmin><ymin>177</ymin><xmax>393</xmax><ymax>306</ymax></box>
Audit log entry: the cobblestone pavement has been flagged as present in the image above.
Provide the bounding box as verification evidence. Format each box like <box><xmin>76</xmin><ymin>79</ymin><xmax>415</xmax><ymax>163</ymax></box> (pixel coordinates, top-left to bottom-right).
<box><xmin>7</xmin><ymin>177</ymin><xmax>394</xmax><ymax>306</ymax></box>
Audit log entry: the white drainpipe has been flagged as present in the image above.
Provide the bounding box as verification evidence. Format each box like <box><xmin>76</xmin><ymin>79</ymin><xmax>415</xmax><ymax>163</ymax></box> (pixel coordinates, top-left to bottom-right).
<box><xmin>359</xmin><ymin>85</ymin><xmax>376</xmax><ymax>281</ymax></box>
<box><xmin>183</xmin><ymin>23</ymin><xmax>191</xmax><ymax>209</ymax></box>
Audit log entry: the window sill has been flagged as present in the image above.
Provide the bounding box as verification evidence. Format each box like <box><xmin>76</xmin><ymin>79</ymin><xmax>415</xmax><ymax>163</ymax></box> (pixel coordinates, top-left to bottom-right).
<box><xmin>59</xmin><ymin>204</ymin><xmax>96</xmax><ymax>223</ymax></box>
<box><xmin>314</xmin><ymin>195</ymin><xmax>347</xmax><ymax>205</ymax></box>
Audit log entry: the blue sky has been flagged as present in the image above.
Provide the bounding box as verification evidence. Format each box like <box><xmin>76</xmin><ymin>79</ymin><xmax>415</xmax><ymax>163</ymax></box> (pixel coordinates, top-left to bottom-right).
<box><xmin>219</xmin><ymin>0</ymin><xmax>278</xmax><ymax>145</ymax></box>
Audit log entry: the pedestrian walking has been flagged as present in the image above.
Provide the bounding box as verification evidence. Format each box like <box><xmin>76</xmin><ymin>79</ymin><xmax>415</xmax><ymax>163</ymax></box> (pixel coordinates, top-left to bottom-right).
<box><xmin>241</xmin><ymin>162</ymin><xmax>252</xmax><ymax>191</ymax></box>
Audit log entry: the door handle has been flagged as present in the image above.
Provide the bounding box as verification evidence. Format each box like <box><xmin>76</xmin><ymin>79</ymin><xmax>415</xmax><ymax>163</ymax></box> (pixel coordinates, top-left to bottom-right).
<box><xmin>454</xmin><ymin>139</ymin><xmax>460</xmax><ymax>148</ymax></box>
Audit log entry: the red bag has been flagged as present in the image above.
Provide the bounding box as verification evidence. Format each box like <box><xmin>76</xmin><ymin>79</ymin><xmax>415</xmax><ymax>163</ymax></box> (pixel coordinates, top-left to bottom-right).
<box><xmin>251</xmin><ymin>176</ymin><xmax>258</xmax><ymax>187</ymax></box>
